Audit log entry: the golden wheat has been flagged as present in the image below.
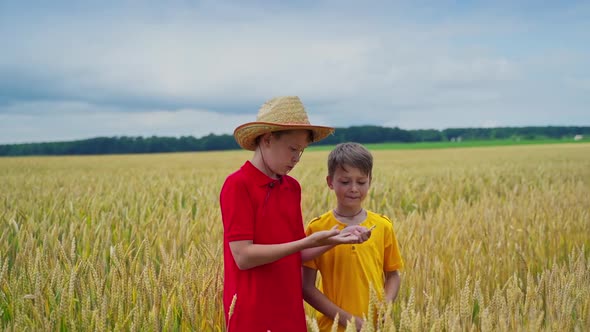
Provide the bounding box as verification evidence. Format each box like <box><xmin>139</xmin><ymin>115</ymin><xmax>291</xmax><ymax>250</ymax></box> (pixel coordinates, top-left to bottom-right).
<box><xmin>0</xmin><ymin>144</ymin><xmax>588</xmax><ymax>331</ymax></box>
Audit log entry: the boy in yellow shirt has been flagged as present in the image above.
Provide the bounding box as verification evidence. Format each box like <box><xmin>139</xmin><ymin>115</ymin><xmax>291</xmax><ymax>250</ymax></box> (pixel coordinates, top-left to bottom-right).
<box><xmin>303</xmin><ymin>142</ymin><xmax>404</xmax><ymax>331</ymax></box>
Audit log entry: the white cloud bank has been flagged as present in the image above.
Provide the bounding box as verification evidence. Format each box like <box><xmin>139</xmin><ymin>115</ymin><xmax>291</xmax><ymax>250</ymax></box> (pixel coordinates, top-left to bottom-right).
<box><xmin>0</xmin><ymin>1</ymin><xmax>588</xmax><ymax>143</ymax></box>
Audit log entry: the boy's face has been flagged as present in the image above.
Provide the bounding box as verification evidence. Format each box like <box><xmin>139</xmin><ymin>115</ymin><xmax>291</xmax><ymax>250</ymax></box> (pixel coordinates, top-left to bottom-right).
<box><xmin>263</xmin><ymin>130</ymin><xmax>309</xmax><ymax>175</ymax></box>
<box><xmin>327</xmin><ymin>165</ymin><xmax>371</xmax><ymax>210</ymax></box>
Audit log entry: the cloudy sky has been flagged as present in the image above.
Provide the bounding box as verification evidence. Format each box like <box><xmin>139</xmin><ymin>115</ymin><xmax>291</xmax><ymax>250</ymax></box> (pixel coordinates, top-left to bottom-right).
<box><xmin>1</xmin><ymin>1</ymin><xmax>589</xmax><ymax>144</ymax></box>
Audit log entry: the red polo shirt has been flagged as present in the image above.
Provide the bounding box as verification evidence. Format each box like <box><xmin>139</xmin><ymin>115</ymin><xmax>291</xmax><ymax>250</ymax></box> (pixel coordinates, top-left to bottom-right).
<box><xmin>220</xmin><ymin>161</ymin><xmax>307</xmax><ymax>332</ymax></box>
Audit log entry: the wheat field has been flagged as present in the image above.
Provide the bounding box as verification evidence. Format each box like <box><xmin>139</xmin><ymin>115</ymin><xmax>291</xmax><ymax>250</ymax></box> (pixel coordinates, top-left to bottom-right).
<box><xmin>1</xmin><ymin>143</ymin><xmax>589</xmax><ymax>331</ymax></box>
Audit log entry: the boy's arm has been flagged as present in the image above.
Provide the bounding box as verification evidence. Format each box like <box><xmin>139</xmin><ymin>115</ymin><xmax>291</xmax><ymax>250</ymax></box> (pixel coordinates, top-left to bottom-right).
<box><xmin>230</xmin><ymin>227</ymin><xmax>358</xmax><ymax>270</ymax></box>
<box><xmin>302</xmin><ymin>266</ymin><xmax>364</xmax><ymax>329</ymax></box>
<box><xmin>301</xmin><ymin>245</ymin><xmax>334</xmax><ymax>262</ymax></box>
<box><xmin>230</xmin><ymin>239</ymin><xmax>311</xmax><ymax>270</ymax></box>
<box><xmin>301</xmin><ymin>225</ymin><xmax>374</xmax><ymax>262</ymax></box>
<box><xmin>384</xmin><ymin>270</ymin><xmax>401</xmax><ymax>302</ymax></box>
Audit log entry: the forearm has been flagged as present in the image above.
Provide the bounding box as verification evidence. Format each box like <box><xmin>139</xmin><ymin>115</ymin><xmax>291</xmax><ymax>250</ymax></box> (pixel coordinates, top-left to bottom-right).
<box><xmin>301</xmin><ymin>224</ymin><xmax>370</xmax><ymax>262</ymax></box>
<box><xmin>384</xmin><ymin>270</ymin><xmax>401</xmax><ymax>302</ymax></box>
<box><xmin>303</xmin><ymin>286</ymin><xmax>358</xmax><ymax>327</ymax></box>
<box><xmin>301</xmin><ymin>244</ymin><xmax>334</xmax><ymax>262</ymax></box>
<box><xmin>230</xmin><ymin>238</ymin><xmax>311</xmax><ymax>270</ymax></box>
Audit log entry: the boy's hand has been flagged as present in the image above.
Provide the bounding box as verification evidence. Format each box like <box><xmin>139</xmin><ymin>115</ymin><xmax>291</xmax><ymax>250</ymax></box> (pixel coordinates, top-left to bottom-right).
<box><xmin>343</xmin><ymin>315</ymin><xmax>364</xmax><ymax>331</ymax></box>
<box><xmin>341</xmin><ymin>225</ymin><xmax>374</xmax><ymax>243</ymax></box>
<box><xmin>354</xmin><ymin>316</ymin><xmax>364</xmax><ymax>331</ymax></box>
<box><xmin>307</xmin><ymin>225</ymin><xmax>360</xmax><ymax>246</ymax></box>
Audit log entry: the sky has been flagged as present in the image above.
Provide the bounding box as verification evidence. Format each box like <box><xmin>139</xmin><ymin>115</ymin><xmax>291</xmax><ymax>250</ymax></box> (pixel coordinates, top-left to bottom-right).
<box><xmin>1</xmin><ymin>1</ymin><xmax>589</xmax><ymax>144</ymax></box>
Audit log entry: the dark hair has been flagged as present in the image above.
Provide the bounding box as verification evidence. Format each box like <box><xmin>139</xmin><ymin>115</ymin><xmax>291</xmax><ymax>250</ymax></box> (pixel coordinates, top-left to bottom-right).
<box><xmin>327</xmin><ymin>142</ymin><xmax>373</xmax><ymax>178</ymax></box>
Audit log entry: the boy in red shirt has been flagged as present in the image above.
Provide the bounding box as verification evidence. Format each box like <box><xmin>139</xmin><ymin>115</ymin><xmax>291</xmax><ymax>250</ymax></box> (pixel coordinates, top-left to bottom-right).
<box><xmin>220</xmin><ymin>97</ymin><xmax>372</xmax><ymax>331</ymax></box>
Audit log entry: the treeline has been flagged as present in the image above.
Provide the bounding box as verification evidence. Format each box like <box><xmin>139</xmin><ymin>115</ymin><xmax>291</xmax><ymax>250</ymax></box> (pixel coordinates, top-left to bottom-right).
<box><xmin>1</xmin><ymin>126</ymin><xmax>588</xmax><ymax>156</ymax></box>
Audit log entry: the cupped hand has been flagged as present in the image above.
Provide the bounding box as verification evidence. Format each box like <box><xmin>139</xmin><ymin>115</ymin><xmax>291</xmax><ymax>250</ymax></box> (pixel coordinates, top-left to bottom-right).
<box><xmin>341</xmin><ymin>225</ymin><xmax>374</xmax><ymax>243</ymax></box>
<box><xmin>307</xmin><ymin>225</ymin><xmax>360</xmax><ymax>246</ymax></box>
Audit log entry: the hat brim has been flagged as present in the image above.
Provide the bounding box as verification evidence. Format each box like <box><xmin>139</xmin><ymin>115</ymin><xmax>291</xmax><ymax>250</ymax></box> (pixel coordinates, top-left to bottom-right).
<box><xmin>234</xmin><ymin>122</ymin><xmax>335</xmax><ymax>151</ymax></box>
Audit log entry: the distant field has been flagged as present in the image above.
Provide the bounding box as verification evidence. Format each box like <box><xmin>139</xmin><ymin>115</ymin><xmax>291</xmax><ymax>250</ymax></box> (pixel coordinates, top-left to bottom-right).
<box><xmin>0</xmin><ymin>143</ymin><xmax>589</xmax><ymax>330</ymax></box>
<box><xmin>309</xmin><ymin>138</ymin><xmax>590</xmax><ymax>151</ymax></box>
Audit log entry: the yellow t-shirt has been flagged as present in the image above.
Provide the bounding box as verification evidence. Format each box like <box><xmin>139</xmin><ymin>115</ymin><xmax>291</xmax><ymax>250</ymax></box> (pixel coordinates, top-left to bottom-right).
<box><xmin>304</xmin><ymin>210</ymin><xmax>404</xmax><ymax>332</ymax></box>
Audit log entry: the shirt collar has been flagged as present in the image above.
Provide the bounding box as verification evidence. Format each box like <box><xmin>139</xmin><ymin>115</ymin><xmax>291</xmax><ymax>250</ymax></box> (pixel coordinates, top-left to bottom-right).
<box><xmin>242</xmin><ymin>160</ymin><xmax>291</xmax><ymax>189</ymax></box>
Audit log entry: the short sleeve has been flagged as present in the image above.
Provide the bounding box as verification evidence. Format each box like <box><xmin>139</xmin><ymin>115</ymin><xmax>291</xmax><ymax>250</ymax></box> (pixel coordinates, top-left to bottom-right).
<box><xmin>220</xmin><ymin>174</ymin><xmax>255</xmax><ymax>242</ymax></box>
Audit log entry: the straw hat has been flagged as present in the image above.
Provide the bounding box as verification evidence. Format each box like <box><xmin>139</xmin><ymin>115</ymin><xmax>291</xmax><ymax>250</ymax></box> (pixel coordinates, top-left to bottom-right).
<box><xmin>234</xmin><ymin>96</ymin><xmax>335</xmax><ymax>151</ymax></box>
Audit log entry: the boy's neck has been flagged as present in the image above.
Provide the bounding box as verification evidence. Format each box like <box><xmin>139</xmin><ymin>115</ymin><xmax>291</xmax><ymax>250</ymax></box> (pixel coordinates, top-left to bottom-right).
<box><xmin>251</xmin><ymin>152</ymin><xmax>281</xmax><ymax>179</ymax></box>
<box><xmin>333</xmin><ymin>208</ymin><xmax>366</xmax><ymax>225</ymax></box>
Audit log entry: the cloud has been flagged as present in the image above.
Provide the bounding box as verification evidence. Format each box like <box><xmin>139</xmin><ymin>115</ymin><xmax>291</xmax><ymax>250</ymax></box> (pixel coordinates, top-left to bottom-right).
<box><xmin>0</xmin><ymin>6</ymin><xmax>379</xmax><ymax>111</ymax></box>
<box><xmin>0</xmin><ymin>1</ymin><xmax>589</xmax><ymax>143</ymax></box>
<box><xmin>0</xmin><ymin>101</ymin><xmax>253</xmax><ymax>144</ymax></box>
